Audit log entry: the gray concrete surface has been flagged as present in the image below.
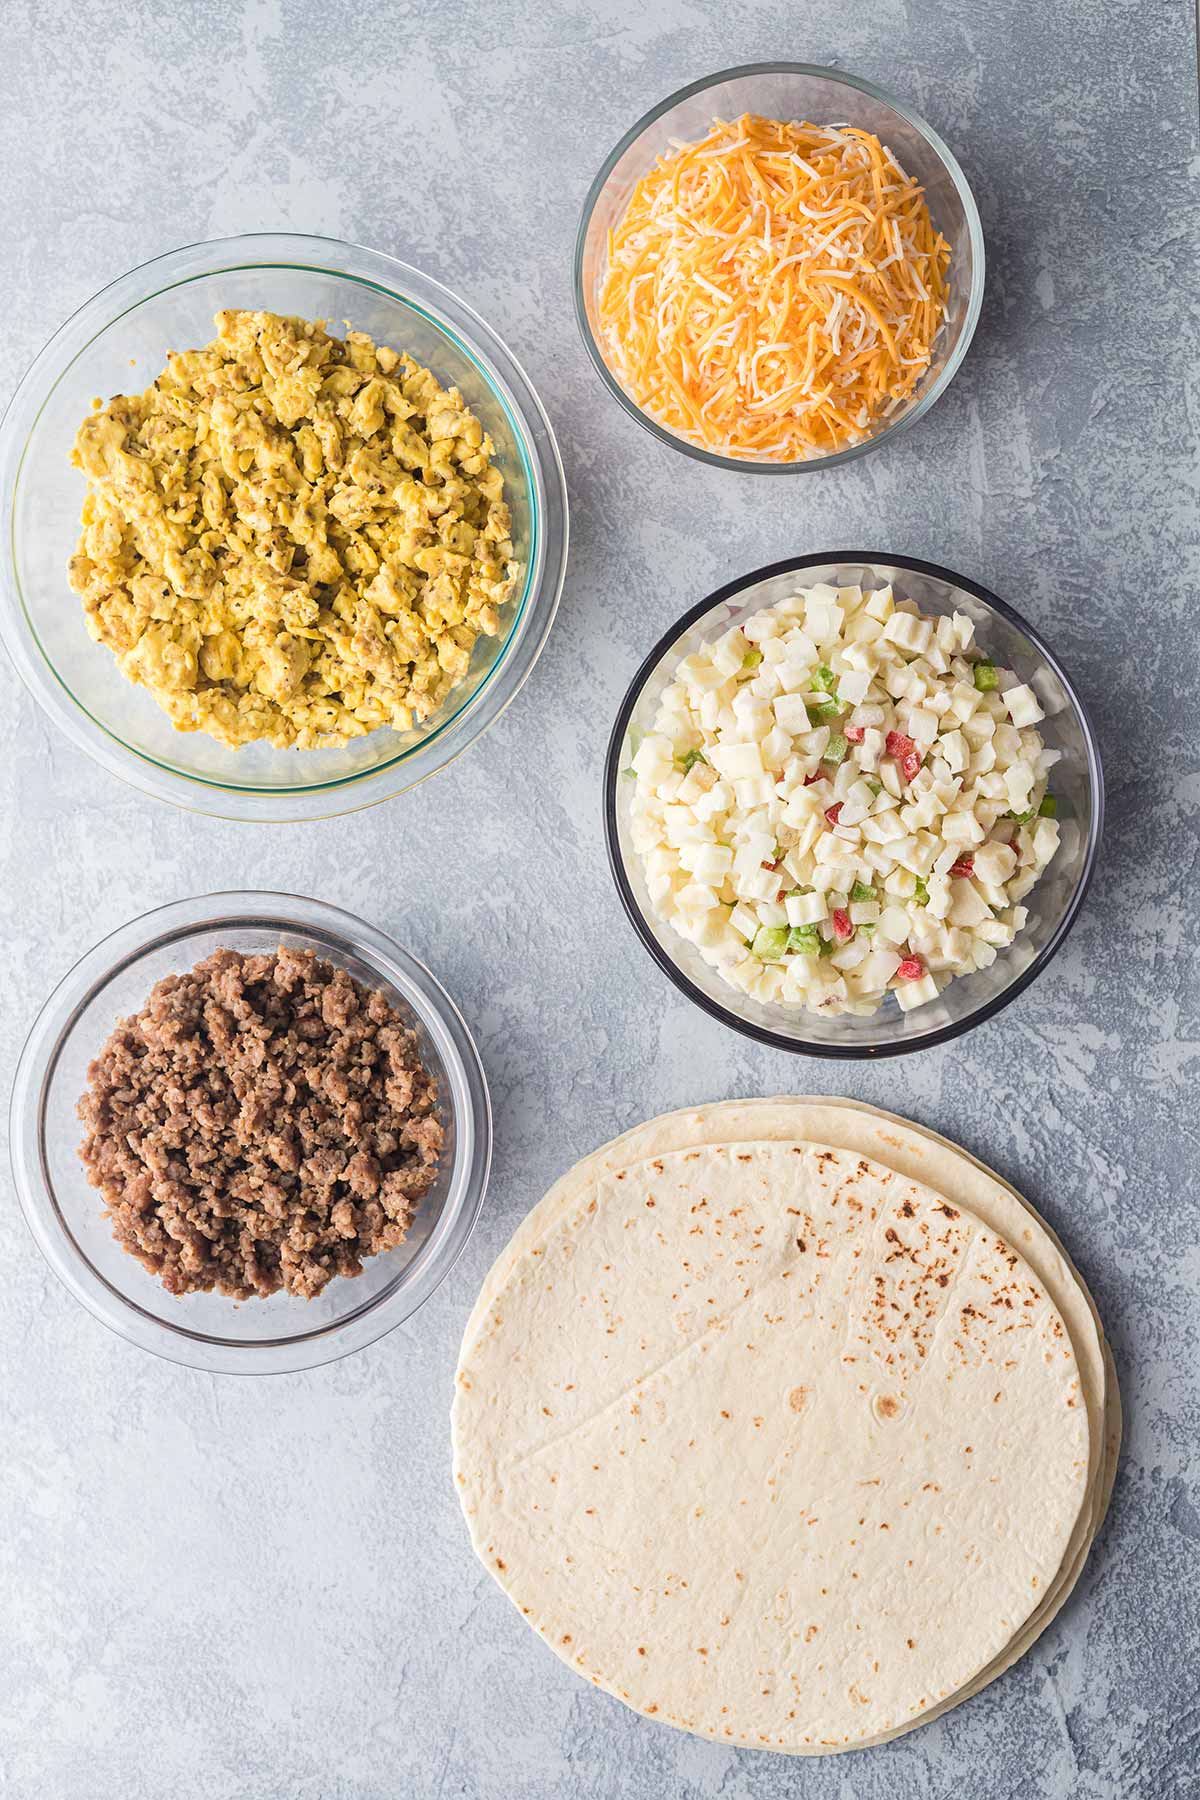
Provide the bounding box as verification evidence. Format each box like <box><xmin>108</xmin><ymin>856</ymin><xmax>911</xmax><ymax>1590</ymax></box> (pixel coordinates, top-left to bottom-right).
<box><xmin>1</xmin><ymin>1</ymin><xmax>1197</xmax><ymax>1795</ymax></box>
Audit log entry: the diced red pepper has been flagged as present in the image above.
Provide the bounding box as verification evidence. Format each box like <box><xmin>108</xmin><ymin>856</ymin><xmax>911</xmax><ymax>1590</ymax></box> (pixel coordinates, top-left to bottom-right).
<box><xmin>885</xmin><ymin>729</ymin><xmax>915</xmax><ymax>760</ymax></box>
<box><xmin>844</xmin><ymin>724</ymin><xmax>865</xmax><ymax>743</ymax></box>
<box><xmin>949</xmin><ymin>855</ymin><xmax>975</xmax><ymax>879</ymax></box>
<box><xmin>804</xmin><ymin>771</ymin><xmax>822</xmax><ymax>786</ymax></box>
<box><xmin>824</xmin><ymin>802</ymin><xmax>843</xmax><ymax>826</ymax></box>
<box><xmin>900</xmin><ymin>749</ymin><xmax>923</xmax><ymax>783</ymax></box>
<box><xmin>896</xmin><ymin>957</ymin><xmax>924</xmax><ymax>981</ymax></box>
<box><xmin>832</xmin><ymin>908</ymin><xmax>853</xmax><ymax>943</ymax></box>
<box><xmin>761</xmin><ymin>859</ymin><xmax>779</xmax><ymax>871</ymax></box>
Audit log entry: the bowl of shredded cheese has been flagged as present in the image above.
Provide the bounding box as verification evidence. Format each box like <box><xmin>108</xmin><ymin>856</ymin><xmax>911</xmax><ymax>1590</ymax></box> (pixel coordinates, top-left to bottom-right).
<box><xmin>605</xmin><ymin>555</ymin><xmax>1102</xmax><ymax>1058</ymax></box>
<box><xmin>575</xmin><ymin>64</ymin><xmax>984</xmax><ymax>470</ymax></box>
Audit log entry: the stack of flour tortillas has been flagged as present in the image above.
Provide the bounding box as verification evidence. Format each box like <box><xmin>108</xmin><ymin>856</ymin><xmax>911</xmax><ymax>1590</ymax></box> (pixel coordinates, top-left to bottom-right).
<box><xmin>452</xmin><ymin>1100</ymin><xmax>1119</xmax><ymax>1755</ymax></box>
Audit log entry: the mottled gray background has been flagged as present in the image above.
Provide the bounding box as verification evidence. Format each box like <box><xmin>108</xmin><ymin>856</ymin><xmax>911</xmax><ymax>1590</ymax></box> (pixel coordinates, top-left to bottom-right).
<box><xmin>1</xmin><ymin>0</ymin><xmax>1197</xmax><ymax>1795</ymax></box>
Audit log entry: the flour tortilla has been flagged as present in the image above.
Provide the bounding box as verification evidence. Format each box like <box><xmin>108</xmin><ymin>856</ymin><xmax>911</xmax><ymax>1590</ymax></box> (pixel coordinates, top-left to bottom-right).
<box><xmin>458</xmin><ymin>1099</ymin><xmax>1118</xmax><ymax>1746</ymax></box>
<box><xmin>454</xmin><ymin>1137</ymin><xmax>1092</xmax><ymax>1752</ymax></box>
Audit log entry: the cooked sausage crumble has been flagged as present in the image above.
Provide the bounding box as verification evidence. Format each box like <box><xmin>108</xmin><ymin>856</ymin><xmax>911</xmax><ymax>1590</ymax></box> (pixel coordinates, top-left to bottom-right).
<box><xmin>77</xmin><ymin>946</ymin><xmax>443</xmax><ymax>1300</ymax></box>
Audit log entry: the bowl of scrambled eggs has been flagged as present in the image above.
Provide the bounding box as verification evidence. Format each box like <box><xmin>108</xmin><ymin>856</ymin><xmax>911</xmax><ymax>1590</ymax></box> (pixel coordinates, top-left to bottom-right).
<box><xmin>0</xmin><ymin>234</ymin><xmax>568</xmax><ymax>819</ymax></box>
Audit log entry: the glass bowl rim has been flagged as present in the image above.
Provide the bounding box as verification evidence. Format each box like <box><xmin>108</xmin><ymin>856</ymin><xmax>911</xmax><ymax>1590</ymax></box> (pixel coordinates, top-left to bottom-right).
<box><xmin>602</xmin><ymin>551</ymin><xmax>1104</xmax><ymax>1058</ymax></box>
<box><xmin>573</xmin><ymin>61</ymin><xmax>986</xmax><ymax>474</ymax></box>
<box><xmin>0</xmin><ymin>231</ymin><xmax>569</xmax><ymax>820</ymax></box>
<box><xmin>8</xmin><ymin>889</ymin><xmax>493</xmax><ymax>1373</ymax></box>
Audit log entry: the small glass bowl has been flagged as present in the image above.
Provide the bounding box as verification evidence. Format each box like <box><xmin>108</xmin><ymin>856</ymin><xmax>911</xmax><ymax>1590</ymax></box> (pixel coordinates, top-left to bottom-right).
<box><xmin>9</xmin><ymin>892</ymin><xmax>491</xmax><ymax>1372</ymax></box>
<box><xmin>575</xmin><ymin>63</ymin><xmax>984</xmax><ymax>472</ymax></box>
<box><xmin>604</xmin><ymin>555</ymin><xmax>1103</xmax><ymax>1058</ymax></box>
<box><xmin>0</xmin><ymin>233</ymin><xmax>568</xmax><ymax>821</ymax></box>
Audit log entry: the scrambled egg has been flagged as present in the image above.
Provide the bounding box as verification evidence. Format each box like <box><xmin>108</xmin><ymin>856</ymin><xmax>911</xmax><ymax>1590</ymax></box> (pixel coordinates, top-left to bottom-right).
<box><xmin>68</xmin><ymin>310</ymin><xmax>519</xmax><ymax>749</ymax></box>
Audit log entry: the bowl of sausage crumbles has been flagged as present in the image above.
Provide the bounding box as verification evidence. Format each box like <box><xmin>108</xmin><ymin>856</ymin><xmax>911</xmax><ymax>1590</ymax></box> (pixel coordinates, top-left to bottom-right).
<box><xmin>10</xmin><ymin>891</ymin><xmax>491</xmax><ymax>1372</ymax></box>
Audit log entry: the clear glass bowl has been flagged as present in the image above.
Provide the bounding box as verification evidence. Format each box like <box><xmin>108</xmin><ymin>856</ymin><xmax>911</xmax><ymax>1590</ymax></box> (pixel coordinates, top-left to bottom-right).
<box><xmin>574</xmin><ymin>63</ymin><xmax>984</xmax><ymax>472</ymax></box>
<box><xmin>604</xmin><ymin>555</ymin><xmax>1103</xmax><ymax>1058</ymax></box>
<box><xmin>0</xmin><ymin>233</ymin><xmax>568</xmax><ymax>820</ymax></box>
<box><xmin>9</xmin><ymin>892</ymin><xmax>492</xmax><ymax>1372</ymax></box>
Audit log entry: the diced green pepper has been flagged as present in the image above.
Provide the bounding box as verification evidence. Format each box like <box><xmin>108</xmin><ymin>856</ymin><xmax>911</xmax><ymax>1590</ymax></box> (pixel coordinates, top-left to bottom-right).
<box><xmin>742</xmin><ymin>649</ymin><xmax>763</xmax><ymax>670</ymax></box>
<box><xmin>865</xmin><ymin>777</ymin><xmax>883</xmax><ymax>796</ymax></box>
<box><xmin>913</xmin><ymin>876</ymin><xmax>930</xmax><ymax>905</ymax></box>
<box><xmin>973</xmin><ymin>660</ymin><xmax>999</xmax><ymax>692</ymax></box>
<box><xmin>677</xmin><ymin>748</ymin><xmax>707</xmax><ymax>772</ymax></box>
<box><xmin>823</xmin><ymin>732</ymin><xmax>848</xmax><ymax>765</ymax></box>
<box><xmin>806</xmin><ymin>699</ymin><xmax>841</xmax><ymax>727</ymax></box>
<box><xmin>786</xmin><ymin>924</ymin><xmax>822</xmax><ymax>957</ymax></box>
<box><xmin>859</xmin><ymin>923</ymin><xmax>876</xmax><ymax>936</ymax></box>
<box><xmin>752</xmin><ymin>925</ymin><xmax>790</xmax><ymax>961</ymax></box>
<box><xmin>1004</xmin><ymin>794</ymin><xmax>1055</xmax><ymax>825</ymax></box>
<box><xmin>850</xmin><ymin>880</ymin><xmax>878</xmax><ymax>902</ymax></box>
<box><xmin>812</xmin><ymin>665</ymin><xmax>839</xmax><ymax>695</ymax></box>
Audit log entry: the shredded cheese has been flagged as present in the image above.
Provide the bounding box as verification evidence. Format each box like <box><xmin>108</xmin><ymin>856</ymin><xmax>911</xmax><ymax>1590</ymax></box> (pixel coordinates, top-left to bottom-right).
<box><xmin>598</xmin><ymin>114</ymin><xmax>951</xmax><ymax>462</ymax></box>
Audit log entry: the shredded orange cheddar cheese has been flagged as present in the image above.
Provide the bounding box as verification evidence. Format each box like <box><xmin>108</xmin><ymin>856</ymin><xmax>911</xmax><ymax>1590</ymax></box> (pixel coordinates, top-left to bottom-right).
<box><xmin>598</xmin><ymin>114</ymin><xmax>951</xmax><ymax>462</ymax></box>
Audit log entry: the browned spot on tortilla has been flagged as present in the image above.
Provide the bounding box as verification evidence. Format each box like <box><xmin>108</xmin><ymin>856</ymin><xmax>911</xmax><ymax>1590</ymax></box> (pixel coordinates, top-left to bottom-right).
<box><xmin>796</xmin><ymin>1238</ymin><xmax>807</xmax><ymax>1253</ymax></box>
<box><xmin>562</xmin><ymin>1633</ymin><xmax>572</xmax><ymax>1644</ymax></box>
<box><xmin>637</xmin><ymin>1646</ymin><xmax>646</xmax><ymax>1656</ymax></box>
<box><xmin>937</xmin><ymin>1202</ymin><xmax>959</xmax><ymax>1218</ymax></box>
<box><xmin>495</xmin><ymin>1558</ymin><xmax>506</xmax><ymax>1570</ymax></box>
<box><xmin>645</xmin><ymin>1198</ymin><xmax>655</xmax><ymax>1208</ymax></box>
<box><xmin>907</xmin><ymin>1638</ymin><xmax>916</xmax><ymax>1649</ymax></box>
<box><xmin>788</xmin><ymin>1385</ymin><xmax>809</xmax><ymax>1413</ymax></box>
<box><xmin>898</xmin><ymin>1199</ymin><xmax>915</xmax><ymax>1218</ymax></box>
<box><xmin>876</xmin><ymin>1394</ymin><xmax>900</xmax><ymax>1419</ymax></box>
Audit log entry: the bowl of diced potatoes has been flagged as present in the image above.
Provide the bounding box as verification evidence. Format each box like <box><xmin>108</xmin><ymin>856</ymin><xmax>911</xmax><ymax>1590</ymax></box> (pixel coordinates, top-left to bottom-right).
<box><xmin>604</xmin><ymin>552</ymin><xmax>1102</xmax><ymax>1058</ymax></box>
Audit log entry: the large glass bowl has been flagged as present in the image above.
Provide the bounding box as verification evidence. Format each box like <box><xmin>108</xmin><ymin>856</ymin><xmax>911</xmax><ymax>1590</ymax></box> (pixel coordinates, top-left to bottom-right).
<box><xmin>604</xmin><ymin>555</ymin><xmax>1103</xmax><ymax>1058</ymax></box>
<box><xmin>575</xmin><ymin>64</ymin><xmax>984</xmax><ymax>472</ymax></box>
<box><xmin>0</xmin><ymin>234</ymin><xmax>568</xmax><ymax>820</ymax></box>
<box><xmin>9</xmin><ymin>892</ymin><xmax>492</xmax><ymax>1372</ymax></box>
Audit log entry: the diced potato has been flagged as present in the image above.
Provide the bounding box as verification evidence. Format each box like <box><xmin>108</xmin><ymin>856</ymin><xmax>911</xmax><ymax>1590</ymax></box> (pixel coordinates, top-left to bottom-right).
<box><xmin>628</xmin><ymin>583</ymin><xmax>1059</xmax><ymax>1020</ymax></box>
<box><xmin>895</xmin><ymin>971</ymin><xmax>940</xmax><ymax>1010</ymax></box>
<box><xmin>1003</xmin><ymin>682</ymin><xmax>1044</xmax><ymax>728</ymax></box>
<box><xmin>786</xmin><ymin>890</ymin><xmax>828</xmax><ymax>926</ymax></box>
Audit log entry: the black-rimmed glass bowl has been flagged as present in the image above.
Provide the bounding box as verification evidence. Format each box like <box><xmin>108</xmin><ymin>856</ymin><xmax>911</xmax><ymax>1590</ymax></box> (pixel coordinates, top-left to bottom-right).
<box><xmin>603</xmin><ymin>554</ymin><xmax>1102</xmax><ymax>1058</ymax></box>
